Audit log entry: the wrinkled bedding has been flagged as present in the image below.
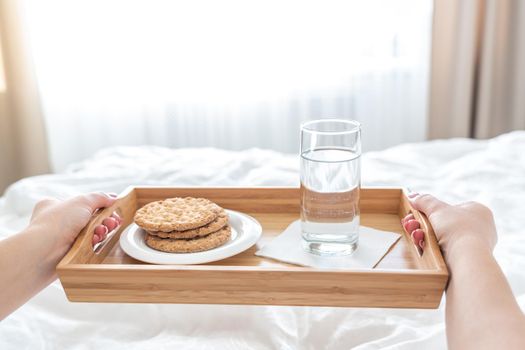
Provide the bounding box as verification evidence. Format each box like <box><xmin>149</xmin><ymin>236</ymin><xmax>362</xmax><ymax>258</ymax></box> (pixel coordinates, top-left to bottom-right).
<box><xmin>1</xmin><ymin>131</ymin><xmax>524</xmax><ymax>349</ymax></box>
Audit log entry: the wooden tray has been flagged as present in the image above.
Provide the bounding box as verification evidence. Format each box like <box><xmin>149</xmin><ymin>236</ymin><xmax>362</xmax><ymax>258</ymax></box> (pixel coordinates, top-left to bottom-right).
<box><xmin>57</xmin><ymin>187</ymin><xmax>448</xmax><ymax>309</ymax></box>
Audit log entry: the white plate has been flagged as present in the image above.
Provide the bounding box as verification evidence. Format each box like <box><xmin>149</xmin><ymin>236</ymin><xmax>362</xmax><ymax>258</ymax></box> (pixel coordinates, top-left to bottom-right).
<box><xmin>119</xmin><ymin>209</ymin><xmax>262</xmax><ymax>265</ymax></box>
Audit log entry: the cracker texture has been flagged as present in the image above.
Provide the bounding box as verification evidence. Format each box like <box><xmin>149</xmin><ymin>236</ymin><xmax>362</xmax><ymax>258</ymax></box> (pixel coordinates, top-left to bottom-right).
<box><xmin>145</xmin><ymin>225</ymin><xmax>232</xmax><ymax>253</ymax></box>
<box><xmin>147</xmin><ymin>209</ymin><xmax>228</xmax><ymax>239</ymax></box>
<box><xmin>134</xmin><ymin>197</ymin><xmax>220</xmax><ymax>232</ymax></box>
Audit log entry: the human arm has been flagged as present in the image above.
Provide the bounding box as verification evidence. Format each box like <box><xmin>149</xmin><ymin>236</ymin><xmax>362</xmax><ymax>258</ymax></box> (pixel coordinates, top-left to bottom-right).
<box><xmin>0</xmin><ymin>192</ymin><xmax>118</xmax><ymax>320</ymax></box>
<box><xmin>404</xmin><ymin>194</ymin><xmax>525</xmax><ymax>349</ymax></box>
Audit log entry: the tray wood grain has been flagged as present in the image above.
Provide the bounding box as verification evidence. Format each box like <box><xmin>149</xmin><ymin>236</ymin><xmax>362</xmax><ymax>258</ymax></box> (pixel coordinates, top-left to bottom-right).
<box><xmin>57</xmin><ymin>187</ymin><xmax>448</xmax><ymax>308</ymax></box>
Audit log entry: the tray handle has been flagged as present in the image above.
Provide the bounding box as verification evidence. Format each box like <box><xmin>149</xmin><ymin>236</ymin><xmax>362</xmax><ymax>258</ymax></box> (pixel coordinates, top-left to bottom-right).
<box><xmin>400</xmin><ymin>189</ymin><xmax>445</xmax><ymax>270</ymax></box>
<box><xmin>58</xmin><ymin>187</ymin><xmax>136</xmax><ymax>267</ymax></box>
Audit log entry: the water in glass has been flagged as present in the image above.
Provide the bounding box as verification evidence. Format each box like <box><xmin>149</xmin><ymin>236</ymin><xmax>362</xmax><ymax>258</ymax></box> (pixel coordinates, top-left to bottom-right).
<box><xmin>300</xmin><ymin>147</ymin><xmax>360</xmax><ymax>255</ymax></box>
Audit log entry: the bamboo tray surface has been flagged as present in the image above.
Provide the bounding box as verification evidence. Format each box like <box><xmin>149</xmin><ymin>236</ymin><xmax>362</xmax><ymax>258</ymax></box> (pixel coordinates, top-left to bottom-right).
<box><xmin>57</xmin><ymin>187</ymin><xmax>448</xmax><ymax>309</ymax></box>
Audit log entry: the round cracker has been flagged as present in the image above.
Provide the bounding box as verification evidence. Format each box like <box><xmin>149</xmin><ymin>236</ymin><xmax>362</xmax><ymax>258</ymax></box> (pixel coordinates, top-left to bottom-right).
<box><xmin>145</xmin><ymin>225</ymin><xmax>231</xmax><ymax>253</ymax></box>
<box><xmin>147</xmin><ymin>209</ymin><xmax>228</xmax><ymax>239</ymax></box>
<box><xmin>134</xmin><ymin>197</ymin><xmax>220</xmax><ymax>232</ymax></box>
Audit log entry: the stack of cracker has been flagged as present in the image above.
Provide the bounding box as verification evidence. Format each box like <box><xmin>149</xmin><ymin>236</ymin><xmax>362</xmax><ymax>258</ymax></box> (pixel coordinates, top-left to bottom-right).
<box><xmin>134</xmin><ymin>197</ymin><xmax>231</xmax><ymax>253</ymax></box>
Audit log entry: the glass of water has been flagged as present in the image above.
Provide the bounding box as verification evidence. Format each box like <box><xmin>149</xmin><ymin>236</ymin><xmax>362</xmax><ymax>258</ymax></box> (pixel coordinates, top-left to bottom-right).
<box><xmin>300</xmin><ymin>119</ymin><xmax>361</xmax><ymax>256</ymax></box>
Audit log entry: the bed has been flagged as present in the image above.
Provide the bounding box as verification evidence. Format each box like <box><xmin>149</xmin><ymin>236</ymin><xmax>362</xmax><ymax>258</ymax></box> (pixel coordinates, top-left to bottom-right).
<box><xmin>1</xmin><ymin>131</ymin><xmax>524</xmax><ymax>349</ymax></box>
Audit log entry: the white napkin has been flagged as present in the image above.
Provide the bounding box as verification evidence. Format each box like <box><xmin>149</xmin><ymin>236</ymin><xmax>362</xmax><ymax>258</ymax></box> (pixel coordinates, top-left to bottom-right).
<box><xmin>255</xmin><ymin>220</ymin><xmax>401</xmax><ymax>269</ymax></box>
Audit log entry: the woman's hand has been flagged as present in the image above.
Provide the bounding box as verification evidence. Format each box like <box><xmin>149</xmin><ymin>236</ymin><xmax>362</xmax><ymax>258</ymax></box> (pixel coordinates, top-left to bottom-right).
<box><xmin>0</xmin><ymin>191</ymin><xmax>119</xmax><ymax>319</ymax></box>
<box><xmin>28</xmin><ymin>192</ymin><xmax>118</xmax><ymax>261</ymax></box>
<box><xmin>403</xmin><ymin>194</ymin><xmax>525</xmax><ymax>349</ymax></box>
<box><xmin>402</xmin><ymin>193</ymin><xmax>497</xmax><ymax>262</ymax></box>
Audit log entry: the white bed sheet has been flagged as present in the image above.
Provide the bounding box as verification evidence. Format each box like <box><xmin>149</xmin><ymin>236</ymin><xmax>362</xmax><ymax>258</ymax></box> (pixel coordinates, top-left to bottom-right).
<box><xmin>1</xmin><ymin>132</ymin><xmax>525</xmax><ymax>349</ymax></box>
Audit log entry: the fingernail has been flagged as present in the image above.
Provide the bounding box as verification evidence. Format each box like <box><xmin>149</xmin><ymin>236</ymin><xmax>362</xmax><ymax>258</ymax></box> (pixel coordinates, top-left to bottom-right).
<box><xmin>403</xmin><ymin>220</ymin><xmax>420</xmax><ymax>233</ymax></box>
<box><xmin>401</xmin><ymin>213</ymin><xmax>414</xmax><ymax>225</ymax></box>
<box><xmin>94</xmin><ymin>225</ymin><xmax>106</xmax><ymax>235</ymax></box>
<box><xmin>103</xmin><ymin>217</ymin><xmax>118</xmax><ymax>231</ymax></box>
<box><xmin>408</xmin><ymin>192</ymin><xmax>420</xmax><ymax>199</ymax></box>
<box><xmin>93</xmin><ymin>234</ymin><xmax>99</xmax><ymax>243</ymax></box>
<box><xmin>108</xmin><ymin>193</ymin><xmax>118</xmax><ymax>198</ymax></box>
<box><xmin>412</xmin><ymin>229</ymin><xmax>424</xmax><ymax>241</ymax></box>
<box><xmin>412</xmin><ymin>236</ymin><xmax>420</xmax><ymax>248</ymax></box>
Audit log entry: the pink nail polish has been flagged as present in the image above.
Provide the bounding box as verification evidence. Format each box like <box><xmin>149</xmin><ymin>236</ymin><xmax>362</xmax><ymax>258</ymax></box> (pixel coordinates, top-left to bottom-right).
<box><xmin>403</xmin><ymin>220</ymin><xmax>420</xmax><ymax>233</ymax></box>
<box><xmin>94</xmin><ymin>225</ymin><xmax>106</xmax><ymax>235</ymax></box>
<box><xmin>412</xmin><ymin>229</ymin><xmax>424</xmax><ymax>241</ymax></box>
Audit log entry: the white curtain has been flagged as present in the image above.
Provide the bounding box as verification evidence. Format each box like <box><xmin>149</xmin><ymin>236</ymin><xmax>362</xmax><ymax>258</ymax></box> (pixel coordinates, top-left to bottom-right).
<box><xmin>21</xmin><ymin>0</ymin><xmax>433</xmax><ymax>171</ymax></box>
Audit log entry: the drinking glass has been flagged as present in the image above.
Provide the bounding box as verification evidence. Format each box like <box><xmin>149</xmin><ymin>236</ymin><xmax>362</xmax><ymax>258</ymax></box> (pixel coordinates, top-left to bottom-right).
<box><xmin>300</xmin><ymin>119</ymin><xmax>361</xmax><ymax>256</ymax></box>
